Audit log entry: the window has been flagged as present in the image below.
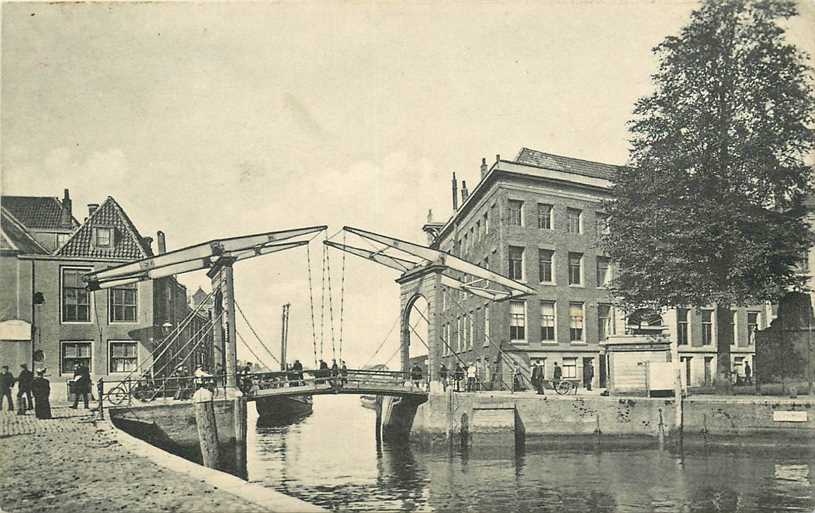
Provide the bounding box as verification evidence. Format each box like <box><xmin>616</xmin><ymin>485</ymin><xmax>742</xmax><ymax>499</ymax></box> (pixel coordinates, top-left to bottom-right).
<box><xmin>731</xmin><ymin>310</ymin><xmax>737</xmax><ymax>346</ymax></box>
<box><xmin>56</xmin><ymin>233</ymin><xmax>70</xmax><ymax>247</ymax></box>
<box><xmin>701</xmin><ymin>309</ymin><xmax>714</xmax><ymax>346</ymax></box>
<box><xmin>507</xmin><ymin>200</ymin><xmax>523</xmax><ymax>226</ymax></box>
<box><xmin>456</xmin><ymin>317</ymin><xmax>462</xmax><ymax>352</ymax></box>
<box><xmin>489</xmin><ymin>204</ymin><xmax>497</xmax><ymax>231</ymax></box>
<box><xmin>483</xmin><ymin>213</ymin><xmax>489</xmax><ymax>236</ymax></box>
<box><xmin>509</xmin><ymin>246</ymin><xmax>524</xmax><ymax>281</ymax></box>
<box><xmin>596</xmin><ymin>213</ymin><xmax>610</xmax><ymax>236</ymax></box>
<box><xmin>569</xmin><ymin>303</ymin><xmax>585</xmax><ymax>342</ymax></box>
<box><xmin>562</xmin><ymin>358</ymin><xmax>577</xmax><ymax>379</ymax></box>
<box><xmin>539</xmin><ymin>249</ymin><xmax>554</xmax><ymax>283</ymax></box>
<box><xmin>567</xmin><ymin>208</ymin><xmax>582</xmax><ymax>234</ymax></box>
<box><xmin>468</xmin><ymin>312</ymin><xmax>474</xmax><ymax>350</ymax></box>
<box><xmin>568</xmin><ymin>253</ymin><xmax>583</xmax><ymax>285</ymax></box>
<box><xmin>463</xmin><ymin>233</ymin><xmax>469</xmax><ymax>255</ymax></box>
<box><xmin>483</xmin><ymin>305</ymin><xmax>490</xmax><ymax>347</ymax></box>
<box><xmin>537</xmin><ymin>204</ymin><xmax>553</xmax><ymax>229</ymax></box>
<box><xmin>93</xmin><ymin>227</ymin><xmax>113</xmax><ymax>248</ymax></box>
<box><xmin>747</xmin><ymin>312</ymin><xmax>760</xmax><ymax>345</ymax></box>
<box><xmin>110</xmin><ymin>341</ymin><xmax>138</xmax><ymax>373</ymax></box>
<box><xmin>110</xmin><ymin>284</ymin><xmax>138</xmax><ymax>323</ymax></box>
<box><xmin>510</xmin><ymin>301</ymin><xmax>526</xmax><ymax>342</ymax></box>
<box><xmin>61</xmin><ymin>341</ymin><xmax>91</xmax><ymax>375</ymax></box>
<box><xmin>677</xmin><ymin>308</ymin><xmax>689</xmax><ymax>345</ymax></box>
<box><xmin>62</xmin><ymin>268</ymin><xmax>91</xmax><ymax>322</ymax></box>
<box><xmin>596</xmin><ymin>257</ymin><xmax>611</xmax><ymax>288</ymax></box>
<box><xmin>598</xmin><ymin>304</ymin><xmax>613</xmax><ymax>342</ymax></box>
<box><xmin>540</xmin><ymin>301</ymin><xmax>556</xmax><ymax>342</ymax></box>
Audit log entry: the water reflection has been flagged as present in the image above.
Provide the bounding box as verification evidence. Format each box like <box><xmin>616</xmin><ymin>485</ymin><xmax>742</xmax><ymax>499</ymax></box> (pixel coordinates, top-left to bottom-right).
<box><xmin>246</xmin><ymin>396</ymin><xmax>815</xmax><ymax>512</ymax></box>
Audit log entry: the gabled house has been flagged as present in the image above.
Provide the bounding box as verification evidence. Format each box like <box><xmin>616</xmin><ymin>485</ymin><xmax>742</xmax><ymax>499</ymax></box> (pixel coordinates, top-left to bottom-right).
<box><xmin>0</xmin><ymin>191</ymin><xmax>212</xmax><ymax>401</ymax></box>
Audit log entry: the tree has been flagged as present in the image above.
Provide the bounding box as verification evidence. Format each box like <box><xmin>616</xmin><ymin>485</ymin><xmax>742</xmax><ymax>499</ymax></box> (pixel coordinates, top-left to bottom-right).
<box><xmin>602</xmin><ymin>0</ymin><xmax>814</xmax><ymax>393</ymax></box>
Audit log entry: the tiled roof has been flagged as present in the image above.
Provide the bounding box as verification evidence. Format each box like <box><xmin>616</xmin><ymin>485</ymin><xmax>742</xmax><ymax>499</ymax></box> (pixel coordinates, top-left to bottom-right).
<box><xmin>56</xmin><ymin>197</ymin><xmax>153</xmax><ymax>260</ymax></box>
<box><xmin>514</xmin><ymin>147</ymin><xmax>624</xmax><ymax>181</ymax></box>
<box><xmin>1</xmin><ymin>196</ymin><xmax>78</xmax><ymax>230</ymax></box>
<box><xmin>0</xmin><ymin>210</ymin><xmax>49</xmax><ymax>254</ymax></box>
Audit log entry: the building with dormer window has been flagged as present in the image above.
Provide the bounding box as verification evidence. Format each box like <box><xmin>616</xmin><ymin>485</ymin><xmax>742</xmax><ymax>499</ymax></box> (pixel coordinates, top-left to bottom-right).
<box><xmin>0</xmin><ymin>191</ymin><xmax>212</xmax><ymax>400</ymax></box>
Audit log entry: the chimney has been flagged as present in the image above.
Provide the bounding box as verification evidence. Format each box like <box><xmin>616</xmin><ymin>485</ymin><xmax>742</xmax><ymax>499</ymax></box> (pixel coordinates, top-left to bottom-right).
<box><xmin>495</xmin><ymin>154</ymin><xmax>501</xmax><ymax>163</ymax></box>
<box><xmin>142</xmin><ymin>236</ymin><xmax>154</xmax><ymax>253</ymax></box>
<box><xmin>461</xmin><ymin>180</ymin><xmax>469</xmax><ymax>203</ymax></box>
<box><xmin>87</xmin><ymin>203</ymin><xmax>99</xmax><ymax>217</ymax></box>
<box><xmin>480</xmin><ymin>158</ymin><xmax>488</xmax><ymax>179</ymax></box>
<box><xmin>157</xmin><ymin>230</ymin><xmax>167</xmax><ymax>254</ymax></box>
<box><xmin>61</xmin><ymin>189</ymin><xmax>72</xmax><ymax>227</ymax></box>
<box><xmin>451</xmin><ymin>172</ymin><xmax>459</xmax><ymax>210</ymax></box>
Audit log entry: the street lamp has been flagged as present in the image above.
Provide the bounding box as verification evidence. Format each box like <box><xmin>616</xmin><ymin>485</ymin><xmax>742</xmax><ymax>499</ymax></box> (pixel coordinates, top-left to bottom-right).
<box><xmin>31</xmin><ymin>292</ymin><xmax>45</xmax><ymax>371</ymax></box>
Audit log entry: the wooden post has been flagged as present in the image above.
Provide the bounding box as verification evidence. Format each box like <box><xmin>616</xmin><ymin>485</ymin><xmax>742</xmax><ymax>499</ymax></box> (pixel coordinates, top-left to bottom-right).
<box><xmin>97</xmin><ymin>378</ymin><xmax>104</xmax><ymax>420</ymax></box>
<box><xmin>233</xmin><ymin>396</ymin><xmax>247</xmax><ymax>478</ymax></box>
<box><xmin>193</xmin><ymin>387</ymin><xmax>220</xmax><ymax>469</ymax></box>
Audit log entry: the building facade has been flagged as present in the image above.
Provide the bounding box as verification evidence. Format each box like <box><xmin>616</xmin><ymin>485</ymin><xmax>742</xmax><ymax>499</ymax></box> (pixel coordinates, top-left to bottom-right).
<box><xmin>0</xmin><ymin>191</ymin><xmax>212</xmax><ymax>400</ymax></box>
<box><xmin>423</xmin><ymin>148</ymin><xmax>770</xmax><ymax>390</ymax></box>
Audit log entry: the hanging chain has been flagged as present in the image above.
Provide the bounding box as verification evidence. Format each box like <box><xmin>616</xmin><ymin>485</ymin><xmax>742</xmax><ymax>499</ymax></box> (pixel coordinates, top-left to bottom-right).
<box><xmin>325</xmin><ymin>239</ymin><xmax>338</xmax><ymax>362</ymax></box>
<box><xmin>319</xmin><ymin>236</ymin><xmax>327</xmax><ymax>361</ymax></box>
<box><xmin>306</xmin><ymin>244</ymin><xmax>320</xmax><ymax>368</ymax></box>
<box><xmin>338</xmin><ymin>231</ymin><xmax>347</xmax><ymax>363</ymax></box>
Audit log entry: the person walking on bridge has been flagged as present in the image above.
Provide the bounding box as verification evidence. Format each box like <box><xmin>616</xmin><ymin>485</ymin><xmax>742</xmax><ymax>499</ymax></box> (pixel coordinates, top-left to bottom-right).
<box><xmin>340</xmin><ymin>361</ymin><xmax>348</xmax><ymax>387</ymax></box>
<box><xmin>293</xmin><ymin>359</ymin><xmax>304</xmax><ymax>386</ymax></box>
<box><xmin>330</xmin><ymin>359</ymin><xmax>340</xmax><ymax>391</ymax></box>
<box><xmin>317</xmin><ymin>360</ymin><xmax>329</xmax><ymax>385</ymax></box>
<box><xmin>411</xmin><ymin>363</ymin><xmax>423</xmax><ymax>390</ymax></box>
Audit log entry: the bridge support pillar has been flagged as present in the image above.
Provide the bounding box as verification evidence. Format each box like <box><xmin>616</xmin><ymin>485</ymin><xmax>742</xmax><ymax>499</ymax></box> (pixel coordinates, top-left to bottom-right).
<box><xmin>209</xmin><ymin>258</ymin><xmax>241</xmax><ymax>395</ymax></box>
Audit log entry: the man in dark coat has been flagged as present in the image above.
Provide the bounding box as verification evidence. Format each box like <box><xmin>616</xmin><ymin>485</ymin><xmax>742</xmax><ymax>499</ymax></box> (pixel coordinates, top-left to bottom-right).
<box><xmin>410</xmin><ymin>363</ymin><xmax>423</xmax><ymax>389</ymax></box>
<box><xmin>553</xmin><ymin>362</ymin><xmax>562</xmax><ymax>386</ymax></box>
<box><xmin>31</xmin><ymin>368</ymin><xmax>52</xmax><ymax>419</ymax></box>
<box><xmin>531</xmin><ymin>362</ymin><xmax>545</xmax><ymax>395</ymax></box>
<box><xmin>439</xmin><ymin>363</ymin><xmax>449</xmax><ymax>391</ymax></box>
<box><xmin>0</xmin><ymin>366</ymin><xmax>15</xmax><ymax>412</ymax></box>
<box><xmin>584</xmin><ymin>360</ymin><xmax>594</xmax><ymax>391</ymax></box>
<box><xmin>453</xmin><ymin>363</ymin><xmax>465</xmax><ymax>392</ymax></box>
<box><xmin>17</xmin><ymin>364</ymin><xmax>34</xmax><ymax>414</ymax></box>
<box><xmin>70</xmin><ymin>363</ymin><xmax>91</xmax><ymax>409</ymax></box>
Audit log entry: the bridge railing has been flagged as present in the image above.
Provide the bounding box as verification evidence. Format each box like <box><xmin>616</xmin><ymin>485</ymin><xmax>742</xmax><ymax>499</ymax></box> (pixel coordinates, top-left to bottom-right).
<box><xmin>246</xmin><ymin>368</ymin><xmax>419</xmax><ymax>394</ymax></box>
<box><xmin>102</xmin><ymin>374</ymin><xmax>224</xmax><ymax>407</ymax></box>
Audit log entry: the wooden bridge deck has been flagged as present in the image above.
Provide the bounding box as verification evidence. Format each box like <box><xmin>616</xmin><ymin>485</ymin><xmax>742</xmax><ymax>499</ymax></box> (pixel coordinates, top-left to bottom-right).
<box><xmin>249</xmin><ymin>381</ymin><xmax>428</xmax><ymax>400</ymax></box>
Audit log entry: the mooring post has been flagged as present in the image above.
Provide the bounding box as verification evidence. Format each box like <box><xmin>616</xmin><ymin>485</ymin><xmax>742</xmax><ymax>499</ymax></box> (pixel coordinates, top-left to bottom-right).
<box><xmin>193</xmin><ymin>387</ymin><xmax>220</xmax><ymax>469</ymax></box>
<box><xmin>233</xmin><ymin>395</ymin><xmax>247</xmax><ymax>478</ymax></box>
<box><xmin>97</xmin><ymin>378</ymin><xmax>105</xmax><ymax>420</ymax></box>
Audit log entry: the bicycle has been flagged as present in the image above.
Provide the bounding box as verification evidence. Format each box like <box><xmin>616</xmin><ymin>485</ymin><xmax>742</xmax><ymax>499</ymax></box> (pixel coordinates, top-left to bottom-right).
<box><xmin>539</xmin><ymin>378</ymin><xmax>577</xmax><ymax>395</ymax></box>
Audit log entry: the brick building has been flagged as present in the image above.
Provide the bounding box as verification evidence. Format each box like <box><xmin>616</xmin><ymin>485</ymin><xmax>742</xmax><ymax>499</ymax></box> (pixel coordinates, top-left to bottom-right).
<box><xmin>0</xmin><ymin>191</ymin><xmax>212</xmax><ymax>400</ymax></box>
<box><xmin>422</xmin><ymin>148</ymin><xmax>771</xmax><ymax>390</ymax></box>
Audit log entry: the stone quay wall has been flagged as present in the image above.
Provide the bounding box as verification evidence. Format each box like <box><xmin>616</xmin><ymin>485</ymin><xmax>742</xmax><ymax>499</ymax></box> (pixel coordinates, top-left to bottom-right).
<box><xmin>395</xmin><ymin>391</ymin><xmax>815</xmax><ymax>445</ymax></box>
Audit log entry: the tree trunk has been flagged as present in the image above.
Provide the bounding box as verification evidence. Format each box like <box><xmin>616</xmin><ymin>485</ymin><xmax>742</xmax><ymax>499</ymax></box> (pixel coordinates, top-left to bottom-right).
<box><xmin>715</xmin><ymin>305</ymin><xmax>733</xmax><ymax>394</ymax></box>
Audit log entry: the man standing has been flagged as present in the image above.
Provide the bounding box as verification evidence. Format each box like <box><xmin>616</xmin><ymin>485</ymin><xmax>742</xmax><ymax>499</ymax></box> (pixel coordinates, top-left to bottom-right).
<box><xmin>0</xmin><ymin>366</ymin><xmax>15</xmax><ymax>412</ymax></box>
<box><xmin>584</xmin><ymin>360</ymin><xmax>594</xmax><ymax>391</ymax></box>
<box><xmin>454</xmin><ymin>363</ymin><xmax>464</xmax><ymax>392</ymax></box>
<box><xmin>17</xmin><ymin>364</ymin><xmax>33</xmax><ymax>414</ymax></box>
<box><xmin>410</xmin><ymin>363</ymin><xmax>423</xmax><ymax>390</ymax></box>
<box><xmin>553</xmin><ymin>362</ymin><xmax>562</xmax><ymax>387</ymax></box>
<box><xmin>31</xmin><ymin>368</ymin><xmax>52</xmax><ymax>419</ymax></box>
<box><xmin>744</xmin><ymin>361</ymin><xmax>752</xmax><ymax>385</ymax></box>
<box><xmin>70</xmin><ymin>362</ymin><xmax>91</xmax><ymax>409</ymax></box>
<box><xmin>439</xmin><ymin>363</ymin><xmax>448</xmax><ymax>391</ymax></box>
<box><xmin>531</xmin><ymin>362</ymin><xmax>545</xmax><ymax>395</ymax></box>
<box><xmin>466</xmin><ymin>362</ymin><xmax>477</xmax><ymax>392</ymax></box>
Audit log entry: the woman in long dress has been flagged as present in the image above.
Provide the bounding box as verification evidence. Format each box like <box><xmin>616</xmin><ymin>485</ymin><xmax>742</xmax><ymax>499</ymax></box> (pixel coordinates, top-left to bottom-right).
<box><xmin>31</xmin><ymin>369</ymin><xmax>52</xmax><ymax>419</ymax></box>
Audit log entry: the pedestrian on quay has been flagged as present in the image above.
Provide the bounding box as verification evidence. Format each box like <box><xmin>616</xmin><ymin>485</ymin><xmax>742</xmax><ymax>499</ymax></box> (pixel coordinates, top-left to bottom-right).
<box><xmin>454</xmin><ymin>363</ymin><xmax>464</xmax><ymax>392</ymax></box>
<box><xmin>553</xmin><ymin>362</ymin><xmax>562</xmax><ymax>387</ymax></box>
<box><xmin>70</xmin><ymin>362</ymin><xmax>91</xmax><ymax>409</ymax></box>
<box><xmin>439</xmin><ymin>363</ymin><xmax>449</xmax><ymax>391</ymax></box>
<box><xmin>0</xmin><ymin>365</ymin><xmax>15</xmax><ymax>412</ymax></box>
<box><xmin>513</xmin><ymin>362</ymin><xmax>524</xmax><ymax>392</ymax></box>
<box><xmin>411</xmin><ymin>363</ymin><xmax>423</xmax><ymax>390</ymax></box>
<box><xmin>474</xmin><ymin>358</ymin><xmax>482</xmax><ymax>391</ymax></box>
<box><xmin>16</xmin><ymin>363</ymin><xmax>33</xmax><ymax>415</ymax></box>
<box><xmin>584</xmin><ymin>360</ymin><xmax>594</xmax><ymax>392</ymax></box>
<box><xmin>31</xmin><ymin>368</ymin><xmax>52</xmax><ymax>419</ymax></box>
<box><xmin>466</xmin><ymin>362</ymin><xmax>477</xmax><ymax>392</ymax></box>
<box><xmin>532</xmin><ymin>362</ymin><xmax>545</xmax><ymax>395</ymax></box>
<box><xmin>744</xmin><ymin>361</ymin><xmax>753</xmax><ymax>385</ymax></box>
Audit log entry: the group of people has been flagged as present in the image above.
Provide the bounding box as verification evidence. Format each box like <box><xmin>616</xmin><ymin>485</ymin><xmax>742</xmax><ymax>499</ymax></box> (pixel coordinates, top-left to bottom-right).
<box><xmin>437</xmin><ymin>359</ymin><xmax>491</xmax><ymax>392</ymax></box>
<box><xmin>315</xmin><ymin>359</ymin><xmax>349</xmax><ymax>388</ymax></box>
<box><xmin>0</xmin><ymin>363</ymin><xmax>53</xmax><ymax>419</ymax></box>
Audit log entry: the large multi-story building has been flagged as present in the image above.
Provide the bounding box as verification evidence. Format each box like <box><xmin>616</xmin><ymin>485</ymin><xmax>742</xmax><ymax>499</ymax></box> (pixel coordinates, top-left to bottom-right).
<box><xmin>423</xmin><ymin>148</ymin><xmax>771</xmax><ymax>390</ymax></box>
<box><xmin>0</xmin><ymin>190</ymin><xmax>212</xmax><ymax>400</ymax></box>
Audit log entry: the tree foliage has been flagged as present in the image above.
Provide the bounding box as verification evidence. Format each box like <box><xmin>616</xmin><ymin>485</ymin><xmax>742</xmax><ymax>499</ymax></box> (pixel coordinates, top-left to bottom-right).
<box><xmin>602</xmin><ymin>0</ymin><xmax>814</xmax><ymax>312</ymax></box>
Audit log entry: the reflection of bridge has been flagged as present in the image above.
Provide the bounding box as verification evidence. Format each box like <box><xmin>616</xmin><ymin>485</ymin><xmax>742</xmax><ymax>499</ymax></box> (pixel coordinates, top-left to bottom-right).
<box><xmin>247</xmin><ymin>369</ymin><xmax>428</xmax><ymax>401</ymax></box>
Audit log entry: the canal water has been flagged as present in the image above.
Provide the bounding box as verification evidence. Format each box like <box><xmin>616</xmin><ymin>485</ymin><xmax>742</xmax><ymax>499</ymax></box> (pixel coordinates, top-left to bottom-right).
<box><xmin>246</xmin><ymin>395</ymin><xmax>815</xmax><ymax>512</ymax></box>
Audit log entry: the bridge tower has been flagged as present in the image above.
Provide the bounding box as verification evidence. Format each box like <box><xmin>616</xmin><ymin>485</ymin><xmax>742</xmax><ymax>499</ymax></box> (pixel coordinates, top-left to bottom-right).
<box><xmin>397</xmin><ymin>264</ymin><xmax>446</xmax><ymax>381</ymax></box>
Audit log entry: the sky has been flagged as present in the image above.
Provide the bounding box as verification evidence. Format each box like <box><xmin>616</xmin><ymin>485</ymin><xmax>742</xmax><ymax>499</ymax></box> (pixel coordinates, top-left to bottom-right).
<box><xmin>2</xmin><ymin>1</ymin><xmax>814</xmax><ymax>369</ymax></box>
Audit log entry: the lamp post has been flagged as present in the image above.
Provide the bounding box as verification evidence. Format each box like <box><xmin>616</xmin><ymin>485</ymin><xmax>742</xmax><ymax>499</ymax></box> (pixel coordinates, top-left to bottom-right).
<box><xmin>161</xmin><ymin>322</ymin><xmax>173</xmax><ymax>377</ymax></box>
<box><xmin>31</xmin><ymin>291</ymin><xmax>45</xmax><ymax>371</ymax></box>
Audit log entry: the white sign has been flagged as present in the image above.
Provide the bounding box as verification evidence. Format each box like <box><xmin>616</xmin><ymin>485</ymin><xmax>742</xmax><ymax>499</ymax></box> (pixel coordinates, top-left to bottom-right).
<box><xmin>773</xmin><ymin>411</ymin><xmax>808</xmax><ymax>423</ymax></box>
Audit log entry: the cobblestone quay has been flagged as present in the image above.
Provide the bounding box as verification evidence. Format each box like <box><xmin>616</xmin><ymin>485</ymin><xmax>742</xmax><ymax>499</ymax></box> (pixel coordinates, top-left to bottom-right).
<box><xmin>0</xmin><ymin>406</ymin><xmax>270</xmax><ymax>513</ymax></box>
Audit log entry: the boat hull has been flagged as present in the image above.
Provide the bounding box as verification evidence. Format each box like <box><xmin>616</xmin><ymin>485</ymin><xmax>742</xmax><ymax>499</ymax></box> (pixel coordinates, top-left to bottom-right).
<box><xmin>255</xmin><ymin>395</ymin><xmax>313</xmax><ymax>418</ymax></box>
